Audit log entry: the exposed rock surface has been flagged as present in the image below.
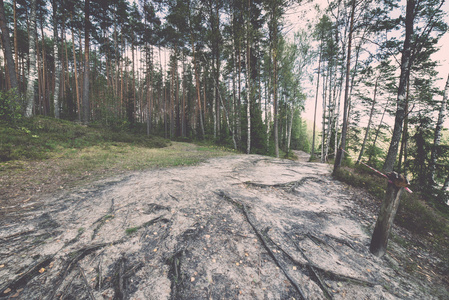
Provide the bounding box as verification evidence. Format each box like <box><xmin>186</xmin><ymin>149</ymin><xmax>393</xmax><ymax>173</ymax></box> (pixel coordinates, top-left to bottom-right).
<box><xmin>0</xmin><ymin>154</ymin><xmax>447</xmax><ymax>299</ymax></box>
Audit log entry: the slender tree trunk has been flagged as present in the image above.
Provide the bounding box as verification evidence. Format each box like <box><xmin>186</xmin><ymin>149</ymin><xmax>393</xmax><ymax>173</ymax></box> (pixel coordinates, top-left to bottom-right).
<box><xmin>321</xmin><ymin>68</ymin><xmax>327</xmax><ymax>163</ymax></box>
<box><xmin>357</xmin><ymin>77</ymin><xmax>379</xmax><ymax>164</ymax></box>
<box><xmin>13</xmin><ymin>0</ymin><xmax>18</xmax><ymax>86</ymax></box>
<box><xmin>383</xmin><ymin>0</ymin><xmax>415</xmax><ymax>172</ymax></box>
<box><xmin>40</xmin><ymin>20</ymin><xmax>47</xmax><ymax>115</ymax></box>
<box><xmin>311</xmin><ymin>44</ymin><xmax>322</xmax><ymax>160</ymax></box>
<box><xmin>70</xmin><ymin>14</ymin><xmax>80</xmax><ymax>121</ymax></box>
<box><xmin>246</xmin><ymin>0</ymin><xmax>251</xmax><ymax>154</ymax></box>
<box><xmin>333</xmin><ymin>0</ymin><xmax>355</xmax><ymax>172</ymax></box>
<box><xmin>52</xmin><ymin>0</ymin><xmax>61</xmax><ymax>118</ymax></box>
<box><xmin>170</xmin><ymin>48</ymin><xmax>176</xmax><ymax>138</ymax></box>
<box><xmin>287</xmin><ymin>105</ymin><xmax>294</xmax><ymax>154</ymax></box>
<box><xmin>324</xmin><ymin>85</ymin><xmax>335</xmax><ymax>162</ymax></box>
<box><xmin>181</xmin><ymin>53</ymin><xmax>186</xmax><ymax>137</ymax></box>
<box><xmin>191</xmin><ymin>36</ymin><xmax>205</xmax><ymax>137</ymax></box>
<box><xmin>82</xmin><ymin>0</ymin><xmax>90</xmax><ymax>124</ymax></box>
<box><xmin>369</xmin><ymin>99</ymin><xmax>389</xmax><ymax>164</ymax></box>
<box><xmin>237</xmin><ymin>40</ymin><xmax>242</xmax><ymax>144</ymax></box>
<box><xmin>273</xmin><ymin>32</ymin><xmax>279</xmax><ymax>158</ymax></box>
<box><xmin>429</xmin><ymin>74</ymin><xmax>449</xmax><ymax>187</ymax></box>
<box><xmin>398</xmin><ymin>80</ymin><xmax>410</xmax><ymax>174</ymax></box>
<box><xmin>36</xmin><ymin>34</ymin><xmax>41</xmax><ymax>115</ymax></box>
<box><xmin>24</xmin><ymin>0</ymin><xmax>38</xmax><ymax>117</ymax></box>
<box><xmin>131</xmin><ymin>40</ymin><xmax>136</xmax><ymax>125</ymax></box>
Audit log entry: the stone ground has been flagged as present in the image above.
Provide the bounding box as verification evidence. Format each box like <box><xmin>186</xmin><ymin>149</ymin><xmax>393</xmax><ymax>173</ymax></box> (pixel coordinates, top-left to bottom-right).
<box><xmin>0</xmin><ymin>153</ymin><xmax>448</xmax><ymax>299</ymax></box>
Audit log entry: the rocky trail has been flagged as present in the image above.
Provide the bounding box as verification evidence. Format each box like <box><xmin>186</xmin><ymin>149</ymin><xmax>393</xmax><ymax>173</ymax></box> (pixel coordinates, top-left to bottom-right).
<box><xmin>0</xmin><ymin>154</ymin><xmax>447</xmax><ymax>299</ymax></box>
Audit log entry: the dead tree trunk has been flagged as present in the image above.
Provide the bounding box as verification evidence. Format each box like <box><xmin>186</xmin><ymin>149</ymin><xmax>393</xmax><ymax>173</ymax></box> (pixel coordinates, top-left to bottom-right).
<box><xmin>370</xmin><ymin>172</ymin><xmax>408</xmax><ymax>257</ymax></box>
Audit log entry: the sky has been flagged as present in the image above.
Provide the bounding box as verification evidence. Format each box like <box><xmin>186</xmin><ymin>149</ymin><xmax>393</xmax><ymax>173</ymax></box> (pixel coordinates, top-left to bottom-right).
<box><xmin>288</xmin><ymin>0</ymin><xmax>449</xmax><ymax>128</ymax></box>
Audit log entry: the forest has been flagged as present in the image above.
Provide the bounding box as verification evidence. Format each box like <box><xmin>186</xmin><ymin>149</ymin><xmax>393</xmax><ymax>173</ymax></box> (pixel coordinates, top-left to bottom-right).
<box><xmin>0</xmin><ymin>0</ymin><xmax>448</xmax><ymax>206</ymax></box>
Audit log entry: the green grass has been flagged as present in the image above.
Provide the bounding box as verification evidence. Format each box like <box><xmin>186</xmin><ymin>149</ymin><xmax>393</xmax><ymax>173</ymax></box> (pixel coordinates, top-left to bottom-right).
<box><xmin>0</xmin><ymin>116</ymin><xmax>168</xmax><ymax>162</ymax></box>
<box><xmin>125</xmin><ymin>227</ymin><xmax>139</xmax><ymax>235</ymax></box>
<box><xmin>1</xmin><ymin>116</ymin><xmax>236</xmax><ymax>202</ymax></box>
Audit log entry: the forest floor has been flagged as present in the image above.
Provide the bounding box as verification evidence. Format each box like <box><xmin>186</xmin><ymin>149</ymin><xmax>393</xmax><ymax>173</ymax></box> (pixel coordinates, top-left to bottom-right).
<box><xmin>1</xmin><ymin>148</ymin><xmax>448</xmax><ymax>299</ymax></box>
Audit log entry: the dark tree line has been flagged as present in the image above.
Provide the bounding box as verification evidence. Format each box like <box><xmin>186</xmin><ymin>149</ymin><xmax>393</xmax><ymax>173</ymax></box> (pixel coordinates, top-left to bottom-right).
<box><xmin>0</xmin><ymin>0</ymin><xmax>448</xmax><ymax>203</ymax></box>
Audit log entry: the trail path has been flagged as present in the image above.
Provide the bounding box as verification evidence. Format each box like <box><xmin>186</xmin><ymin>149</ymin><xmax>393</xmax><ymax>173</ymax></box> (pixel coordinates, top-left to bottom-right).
<box><xmin>0</xmin><ymin>154</ymin><xmax>446</xmax><ymax>299</ymax></box>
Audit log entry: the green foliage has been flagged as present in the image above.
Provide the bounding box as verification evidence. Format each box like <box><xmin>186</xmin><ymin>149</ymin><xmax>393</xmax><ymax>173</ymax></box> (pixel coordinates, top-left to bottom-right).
<box><xmin>291</xmin><ymin>114</ymin><xmax>311</xmax><ymax>153</ymax></box>
<box><xmin>0</xmin><ymin>116</ymin><xmax>169</xmax><ymax>162</ymax></box>
<box><xmin>334</xmin><ymin>164</ymin><xmax>449</xmax><ymax>273</ymax></box>
<box><xmin>125</xmin><ymin>227</ymin><xmax>139</xmax><ymax>235</ymax></box>
<box><xmin>0</xmin><ymin>89</ymin><xmax>22</xmax><ymax>124</ymax></box>
<box><xmin>333</xmin><ymin>165</ymin><xmax>386</xmax><ymax>200</ymax></box>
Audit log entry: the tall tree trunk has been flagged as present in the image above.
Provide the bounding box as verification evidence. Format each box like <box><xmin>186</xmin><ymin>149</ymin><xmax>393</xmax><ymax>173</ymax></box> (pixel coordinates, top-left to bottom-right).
<box><xmin>398</xmin><ymin>80</ymin><xmax>410</xmax><ymax>174</ymax></box>
<box><xmin>40</xmin><ymin>20</ymin><xmax>47</xmax><ymax>115</ymax></box>
<box><xmin>191</xmin><ymin>36</ymin><xmax>205</xmax><ymax>137</ymax></box>
<box><xmin>324</xmin><ymin>83</ymin><xmax>336</xmax><ymax>162</ymax></box>
<box><xmin>333</xmin><ymin>0</ymin><xmax>355</xmax><ymax>172</ymax></box>
<box><xmin>429</xmin><ymin>74</ymin><xmax>449</xmax><ymax>187</ymax></box>
<box><xmin>383</xmin><ymin>0</ymin><xmax>415</xmax><ymax>172</ymax></box>
<box><xmin>147</xmin><ymin>46</ymin><xmax>153</xmax><ymax>136</ymax></box>
<box><xmin>36</xmin><ymin>34</ymin><xmax>41</xmax><ymax>115</ymax></box>
<box><xmin>24</xmin><ymin>0</ymin><xmax>37</xmax><ymax>117</ymax></box>
<box><xmin>70</xmin><ymin>13</ymin><xmax>80</xmax><ymax>121</ymax></box>
<box><xmin>357</xmin><ymin>77</ymin><xmax>379</xmax><ymax>164</ymax></box>
<box><xmin>237</xmin><ymin>40</ymin><xmax>242</xmax><ymax>145</ymax></box>
<box><xmin>131</xmin><ymin>40</ymin><xmax>136</xmax><ymax>125</ymax></box>
<box><xmin>82</xmin><ymin>0</ymin><xmax>90</xmax><ymax>124</ymax></box>
<box><xmin>287</xmin><ymin>105</ymin><xmax>294</xmax><ymax>154</ymax></box>
<box><xmin>52</xmin><ymin>0</ymin><xmax>62</xmax><ymax>118</ymax></box>
<box><xmin>310</xmin><ymin>43</ymin><xmax>322</xmax><ymax>160</ymax></box>
<box><xmin>181</xmin><ymin>54</ymin><xmax>186</xmax><ymax>137</ymax></box>
<box><xmin>369</xmin><ymin>99</ymin><xmax>389</xmax><ymax>164</ymax></box>
<box><xmin>321</xmin><ymin>69</ymin><xmax>328</xmax><ymax>163</ymax></box>
<box><xmin>170</xmin><ymin>48</ymin><xmax>176</xmax><ymax>138</ymax></box>
<box><xmin>273</xmin><ymin>30</ymin><xmax>279</xmax><ymax>158</ymax></box>
<box><xmin>13</xmin><ymin>0</ymin><xmax>18</xmax><ymax>86</ymax></box>
<box><xmin>246</xmin><ymin>0</ymin><xmax>251</xmax><ymax>154</ymax></box>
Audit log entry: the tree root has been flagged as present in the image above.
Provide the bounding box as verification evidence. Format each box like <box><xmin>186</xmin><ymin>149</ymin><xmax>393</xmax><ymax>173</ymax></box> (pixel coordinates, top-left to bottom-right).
<box><xmin>216</xmin><ymin>190</ymin><xmax>307</xmax><ymax>299</ymax></box>
<box><xmin>244</xmin><ymin>177</ymin><xmax>324</xmax><ymax>193</ymax></box>
<box><xmin>218</xmin><ymin>190</ymin><xmax>377</xmax><ymax>299</ymax></box>
<box><xmin>48</xmin><ymin>243</ymin><xmax>111</xmax><ymax>299</ymax></box>
<box><xmin>113</xmin><ymin>256</ymin><xmax>126</xmax><ymax>300</ymax></box>
<box><xmin>166</xmin><ymin>250</ymin><xmax>184</xmax><ymax>300</ymax></box>
<box><xmin>284</xmin><ymin>233</ymin><xmax>377</xmax><ymax>288</ymax></box>
<box><xmin>0</xmin><ymin>255</ymin><xmax>54</xmax><ymax>295</ymax></box>
<box><xmin>92</xmin><ymin>214</ymin><xmax>115</xmax><ymax>240</ymax></box>
<box><xmin>78</xmin><ymin>263</ymin><xmax>95</xmax><ymax>300</ymax></box>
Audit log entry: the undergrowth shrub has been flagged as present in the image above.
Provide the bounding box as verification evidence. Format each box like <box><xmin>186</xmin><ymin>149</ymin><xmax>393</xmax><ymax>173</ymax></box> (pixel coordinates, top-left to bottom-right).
<box><xmin>0</xmin><ymin>116</ymin><xmax>169</xmax><ymax>162</ymax></box>
<box><xmin>0</xmin><ymin>89</ymin><xmax>22</xmax><ymax>124</ymax></box>
<box><xmin>334</xmin><ymin>164</ymin><xmax>449</xmax><ymax>269</ymax></box>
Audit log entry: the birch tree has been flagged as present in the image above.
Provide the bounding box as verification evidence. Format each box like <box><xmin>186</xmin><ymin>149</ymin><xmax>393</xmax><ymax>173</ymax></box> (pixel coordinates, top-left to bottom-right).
<box><xmin>52</xmin><ymin>0</ymin><xmax>61</xmax><ymax>118</ymax></box>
